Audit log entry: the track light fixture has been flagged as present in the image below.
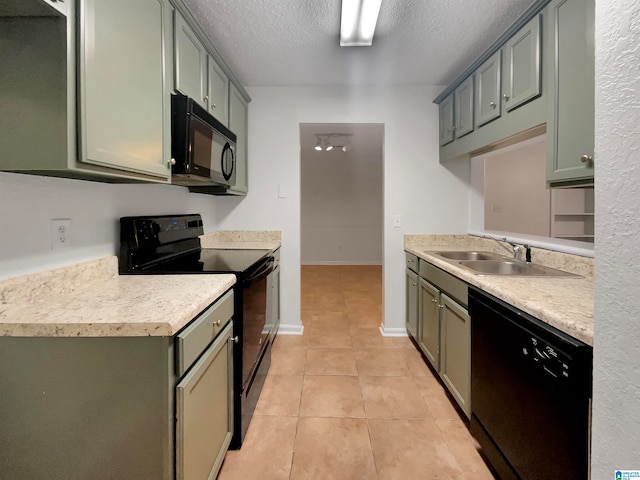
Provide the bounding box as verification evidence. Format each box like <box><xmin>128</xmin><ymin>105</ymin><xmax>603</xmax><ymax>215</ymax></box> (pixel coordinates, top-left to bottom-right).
<box><xmin>313</xmin><ymin>134</ymin><xmax>353</xmax><ymax>153</ymax></box>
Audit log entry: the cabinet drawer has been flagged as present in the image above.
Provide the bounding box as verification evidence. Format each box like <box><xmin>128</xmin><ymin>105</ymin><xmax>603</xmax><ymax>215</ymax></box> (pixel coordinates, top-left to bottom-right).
<box><xmin>405</xmin><ymin>252</ymin><xmax>419</xmax><ymax>273</ymax></box>
<box><xmin>419</xmin><ymin>262</ymin><xmax>468</xmax><ymax>308</ymax></box>
<box><xmin>176</xmin><ymin>290</ymin><xmax>234</xmax><ymax>376</ymax></box>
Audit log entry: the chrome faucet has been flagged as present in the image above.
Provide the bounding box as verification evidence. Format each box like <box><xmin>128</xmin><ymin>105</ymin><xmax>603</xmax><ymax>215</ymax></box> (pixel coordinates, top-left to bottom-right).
<box><xmin>485</xmin><ymin>236</ymin><xmax>532</xmax><ymax>263</ymax></box>
<box><xmin>510</xmin><ymin>242</ymin><xmax>532</xmax><ymax>263</ymax></box>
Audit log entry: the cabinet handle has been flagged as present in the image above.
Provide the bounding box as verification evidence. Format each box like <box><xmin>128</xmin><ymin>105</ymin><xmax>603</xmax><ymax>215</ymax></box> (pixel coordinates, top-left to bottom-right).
<box><xmin>203</xmin><ymin>95</ymin><xmax>209</xmax><ymax>102</ymax></box>
<box><xmin>580</xmin><ymin>154</ymin><xmax>593</xmax><ymax>164</ymax></box>
<box><xmin>212</xmin><ymin>103</ymin><xmax>217</xmax><ymax>109</ymax></box>
<box><xmin>489</xmin><ymin>101</ymin><xmax>496</xmax><ymax>109</ymax></box>
<box><xmin>412</xmin><ymin>282</ymin><xmax>416</xmax><ymax>287</ymax></box>
<box><xmin>213</xmin><ymin>320</ymin><xmax>221</xmax><ymax>327</ymax></box>
<box><xmin>169</xmin><ymin>158</ymin><xmax>176</xmax><ymax>166</ymax></box>
<box><xmin>503</xmin><ymin>93</ymin><xmax>510</xmax><ymax>101</ymax></box>
<box><xmin>439</xmin><ymin>304</ymin><xmax>445</xmax><ymax>309</ymax></box>
<box><xmin>431</xmin><ymin>298</ymin><xmax>438</xmax><ymax>304</ymax></box>
<box><xmin>452</xmin><ymin>126</ymin><xmax>457</xmax><ymax>131</ymax></box>
<box><xmin>233</xmin><ymin>336</ymin><xmax>239</xmax><ymax>343</ymax></box>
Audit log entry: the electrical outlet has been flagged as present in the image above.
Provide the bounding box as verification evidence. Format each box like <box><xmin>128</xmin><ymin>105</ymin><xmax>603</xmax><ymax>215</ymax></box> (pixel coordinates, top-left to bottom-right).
<box><xmin>393</xmin><ymin>214</ymin><xmax>402</xmax><ymax>228</ymax></box>
<box><xmin>51</xmin><ymin>219</ymin><xmax>72</xmax><ymax>250</ymax></box>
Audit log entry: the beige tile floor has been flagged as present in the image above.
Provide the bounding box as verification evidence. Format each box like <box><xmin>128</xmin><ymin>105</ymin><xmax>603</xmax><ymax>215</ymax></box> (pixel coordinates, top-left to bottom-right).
<box><xmin>218</xmin><ymin>265</ymin><xmax>496</xmax><ymax>480</ymax></box>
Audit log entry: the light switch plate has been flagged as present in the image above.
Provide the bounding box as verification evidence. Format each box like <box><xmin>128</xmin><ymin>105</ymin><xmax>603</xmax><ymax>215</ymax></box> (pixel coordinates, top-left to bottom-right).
<box><xmin>278</xmin><ymin>185</ymin><xmax>288</xmax><ymax>198</ymax></box>
<box><xmin>393</xmin><ymin>214</ymin><xmax>402</xmax><ymax>228</ymax></box>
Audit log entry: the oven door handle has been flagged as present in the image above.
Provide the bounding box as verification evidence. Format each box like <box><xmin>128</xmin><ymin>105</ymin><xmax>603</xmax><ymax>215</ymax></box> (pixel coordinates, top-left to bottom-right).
<box><xmin>243</xmin><ymin>257</ymin><xmax>275</xmax><ymax>286</ymax></box>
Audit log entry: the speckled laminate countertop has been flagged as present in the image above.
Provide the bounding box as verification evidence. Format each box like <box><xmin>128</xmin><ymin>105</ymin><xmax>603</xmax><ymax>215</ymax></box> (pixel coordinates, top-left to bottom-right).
<box><xmin>200</xmin><ymin>230</ymin><xmax>281</xmax><ymax>252</ymax></box>
<box><xmin>405</xmin><ymin>235</ymin><xmax>594</xmax><ymax>346</ymax></box>
<box><xmin>0</xmin><ymin>257</ymin><xmax>235</xmax><ymax>337</ymax></box>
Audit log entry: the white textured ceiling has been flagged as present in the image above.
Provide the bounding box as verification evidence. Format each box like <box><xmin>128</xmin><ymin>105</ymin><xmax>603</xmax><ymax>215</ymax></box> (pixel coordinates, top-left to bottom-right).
<box><xmin>182</xmin><ymin>0</ymin><xmax>538</xmax><ymax>87</ymax></box>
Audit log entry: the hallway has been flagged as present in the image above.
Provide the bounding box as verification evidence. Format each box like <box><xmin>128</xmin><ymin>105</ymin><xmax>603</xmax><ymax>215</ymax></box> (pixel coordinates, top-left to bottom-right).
<box><xmin>218</xmin><ymin>265</ymin><xmax>495</xmax><ymax>479</ymax></box>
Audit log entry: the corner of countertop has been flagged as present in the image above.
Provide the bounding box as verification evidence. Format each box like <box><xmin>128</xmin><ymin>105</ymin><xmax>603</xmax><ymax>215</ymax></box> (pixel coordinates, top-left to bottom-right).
<box><xmin>0</xmin><ymin>256</ymin><xmax>118</xmax><ymax>305</ymax></box>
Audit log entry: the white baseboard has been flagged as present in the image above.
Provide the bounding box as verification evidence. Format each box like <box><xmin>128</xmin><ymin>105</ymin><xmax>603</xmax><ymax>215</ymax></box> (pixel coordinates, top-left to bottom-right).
<box><xmin>379</xmin><ymin>324</ymin><xmax>408</xmax><ymax>337</ymax></box>
<box><xmin>301</xmin><ymin>261</ymin><xmax>383</xmax><ymax>266</ymax></box>
<box><xmin>277</xmin><ymin>323</ymin><xmax>305</xmax><ymax>335</ymax></box>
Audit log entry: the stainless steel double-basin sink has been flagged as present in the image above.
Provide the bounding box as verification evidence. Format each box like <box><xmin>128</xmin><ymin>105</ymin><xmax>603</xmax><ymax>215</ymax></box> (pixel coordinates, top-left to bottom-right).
<box><xmin>427</xmin><ymin>250</ymin><xmax>581</xmax><ymax>277</ymax></box>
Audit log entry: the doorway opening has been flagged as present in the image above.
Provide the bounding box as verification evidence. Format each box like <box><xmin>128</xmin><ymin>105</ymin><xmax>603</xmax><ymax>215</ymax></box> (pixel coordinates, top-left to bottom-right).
<box><xmin>299</xmin><ymin>123</ymin><xmax>384</xmax><ymax>333</ymax></box>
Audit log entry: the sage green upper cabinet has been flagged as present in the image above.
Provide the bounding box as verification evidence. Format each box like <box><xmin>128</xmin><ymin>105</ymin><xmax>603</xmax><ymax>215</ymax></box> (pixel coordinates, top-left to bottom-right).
<box><xmin>208</xmin><ymin>58</ymin><xmax>229</xmax><ymax>125</ymax></box>
<box><xmin>503</xmin><ymin>14</ymin><xmax>541</xmax><ymax>111</ymax></box>
<box><xmin>175</xmin><ymin>12</ymin><xmax>230</xmax><ymax>126</ymax></box>
<box><xmin>440</xmin><ymin>78</ymin><xmax>474</xmax><ymax>146</ymax></box>
<box><xmin>435</xmin><ymin>7</ymin><xmax>547</xmax><ymax>164</ymax></box>
<box><xmin>454</xmin><ymin>76</ymin><xmax>474</xmax><ymax>138</ymax></box>
<box><xmin>546</xmin><ymin>0</ymin><xmax>594</xmax><ymax>186</ymax></box>
<box><xmin>475</xmin><ymin>50</ymin><xmax>502</xmax><ymax>127</ymax></box>
<box><xmin>439</xmin><ymin>94</ymin><xmax>454</xmax><ymax>146</ymax></box>
<box><xmin>175</xmin><ymin>11</ymin><xmax>208</xmax><ymax>108</ymax></box>
<box><xmin>79</xmin><ymin>0</ymin><xmax>172</xmax><ymax>179</ymax></box>
<box><xmin>227</xmin><ymin>84</ymin><xmax>249</xmax><ymax>195</ymax></box>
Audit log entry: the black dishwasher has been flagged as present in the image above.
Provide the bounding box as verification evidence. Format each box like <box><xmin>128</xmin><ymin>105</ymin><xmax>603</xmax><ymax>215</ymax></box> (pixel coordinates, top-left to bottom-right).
<box><xmin>469</xmin><ymin>287</ymin><xmax>592</xmax><ymax>480</ymax></box>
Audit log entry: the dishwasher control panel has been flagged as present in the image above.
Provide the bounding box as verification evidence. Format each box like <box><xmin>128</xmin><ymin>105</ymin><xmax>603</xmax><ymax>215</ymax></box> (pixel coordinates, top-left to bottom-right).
<box><xmin>522</xmin><ymin>336</ymin><xmax>572</xmax><ymax>380</ymax></box>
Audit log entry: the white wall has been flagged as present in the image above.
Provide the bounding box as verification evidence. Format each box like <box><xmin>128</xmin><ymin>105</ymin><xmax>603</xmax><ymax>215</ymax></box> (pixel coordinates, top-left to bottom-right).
<box><xmin>0</xmin><ymin>172</ymin><xmax>219</xmax><ymax>279</ymax></box>
<box><xmin>483</xmin><ymin>139</ymin><xmax>550</xmax><ymax>236</ymax></box>
<box><xmin>213</xmin><ymin>86</ymin><xmax>470</xmax><ymax>333</ymax></box>
<box><xmin>300</xmin><ymin>125</ymin><xmax>383</xmax><ymax>265</ymax></box>
<box><xmin>592</xmin><ymin>0</ymin><xmax>640</xmax><ymax>476</ymax></box>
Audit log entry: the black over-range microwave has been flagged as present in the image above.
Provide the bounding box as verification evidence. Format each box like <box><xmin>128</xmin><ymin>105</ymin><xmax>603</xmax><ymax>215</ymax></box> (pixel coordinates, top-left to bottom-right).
<box><xmin>171</xmin><ymin>92</ymin><xmax>237</xmax><ymax>187</ymax></box>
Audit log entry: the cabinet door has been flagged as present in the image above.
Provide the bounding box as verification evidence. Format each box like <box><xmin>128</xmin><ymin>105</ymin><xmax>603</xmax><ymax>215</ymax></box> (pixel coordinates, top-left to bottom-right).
<box><xmin>208</xmin><ymin>57</ymin><xmax>229</xmax><ymax>125</ymax></box>
<box><xmin>176</xmin><ymin>323</ymin><xmax>233</xmax><ymax>480</ymax></box>
<box><xmin>175</xmin><ymin>12</ymin><xmax>208</xmax><ymax>108</ymax></box>
<box><xmin>418</xmin><ymin>279</ymin><xmax>440</xmax><ymax>369</ymax></box>
<box><xmin>406</xmin><ymin>269</ymin><xmax>419</xmax><ymax>341</ymax></box>
<box><xmin>503</xmin><ymin>14</ymin><xmax>541</xmax><ymax>112</ymax></box>
<box><xmin>228</xmin><ymin>83</ymin><xmax>248</xmax><ymax>194</ymax></box>
<box><xmin>440</xmin><ymin>294</ymin><xmax>471</xmax><ymax>418</ymax></box>
<box><xmin>475</xmin><ymin>50</ymin><xmax>502</xmax><ymax>127</ymax></box>
<box><xmin>546</xmin><ymin>0</ymin><xmax>595</xmax><ymax>185</ymax></box>
<box><xmin>438</xmin><ymin>94</ymin><xmax>454</xmax><ymax>146</ymax></box>
<box><xmin>79</xmin><ymin>0</ymin><xmax>171</xmax><ymax>179</ymax></box>
<box><xmin>454</xmin><ymin>76</ymin><xmax>474</xmax><ymax>138</ymax></box>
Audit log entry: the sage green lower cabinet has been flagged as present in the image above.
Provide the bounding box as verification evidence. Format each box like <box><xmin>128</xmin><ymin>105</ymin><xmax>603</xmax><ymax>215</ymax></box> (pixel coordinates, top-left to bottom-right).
<box><xmin>439</xmin><ymin>293</ymin><xmax>471</xmax><ymax>417</ymax></box>
<box><xmin>0</xmin><ymin>295</ymin><xmax>234</xmax><ymax>480</ymax></box>
<box><xmin>79</xmin><ymin>0</ymin><xmax>172</xmax><ymax>180</ymax></box>
<box><xmin>546</xmin><ymin>0</ymin><xmax>595</xmax><ymax>187</ymax></box>
<box><xmin>176</xmin><ymin>323</ymin><xmax>233</xmax><ymax>480</ymax></box>
<box><xmin>406</xmin><ymin>267</ymin><xmax>419</xmax><ymax>341</ymax></box>
<box><xmin>417</xmin><ymin>261</ymin><xmax>471</xmax><ymax>418</ymax></box>
<box><xmin>418</xmin><ymin>278</ymin><xmax>440</xmax><ymax>369</ymax></box>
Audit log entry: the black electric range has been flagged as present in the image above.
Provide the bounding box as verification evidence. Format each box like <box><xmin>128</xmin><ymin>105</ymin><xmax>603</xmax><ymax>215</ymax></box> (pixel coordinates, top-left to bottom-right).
<box><xmin>119</xmin><ymin>214</ymin><xmax>278</xmax><ymax>449</ymax></box>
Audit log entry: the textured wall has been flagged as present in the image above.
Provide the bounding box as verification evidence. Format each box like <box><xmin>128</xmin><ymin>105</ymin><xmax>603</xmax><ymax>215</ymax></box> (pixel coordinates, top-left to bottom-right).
<box><xmin>592</xmin><ymin>0</ymin><xmax>640</xmax><ymax>476</ymax></box>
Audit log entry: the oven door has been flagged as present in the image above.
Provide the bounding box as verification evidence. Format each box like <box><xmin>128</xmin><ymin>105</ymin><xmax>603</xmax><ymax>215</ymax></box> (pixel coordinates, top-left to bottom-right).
<box><xmin>241</xmin><ymin>256</ymin><xmax>275</xmax><ymax>390</ymax></box>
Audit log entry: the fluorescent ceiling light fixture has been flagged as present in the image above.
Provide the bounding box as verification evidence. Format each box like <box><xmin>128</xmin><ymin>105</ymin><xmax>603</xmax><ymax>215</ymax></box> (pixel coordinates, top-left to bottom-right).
<box><xmin>340</xmin><ymin>0</ymin><xmax>383</xmax><ymax>46</ymax></box>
